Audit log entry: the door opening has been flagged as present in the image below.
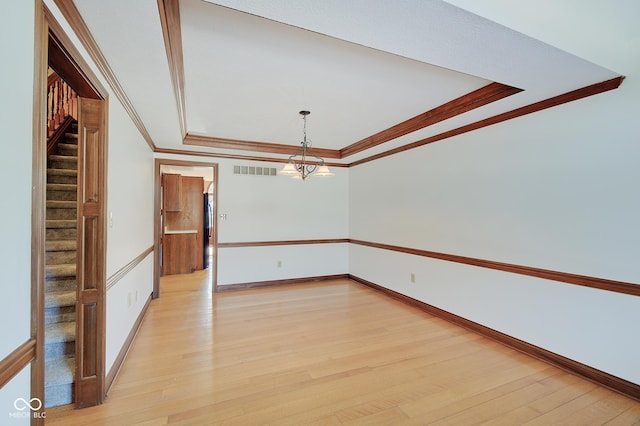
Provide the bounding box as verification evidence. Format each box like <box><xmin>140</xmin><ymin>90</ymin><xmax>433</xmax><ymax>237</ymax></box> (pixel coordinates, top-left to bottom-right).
<box><xmin>36</xmin><ymin>10</ymin><xmax>109</xmax><ymax>410</ymax></box>
<box><xmin>154</xmin><ymin>159</ymin><xmax>218</xmax><ymax>298</ymax></box>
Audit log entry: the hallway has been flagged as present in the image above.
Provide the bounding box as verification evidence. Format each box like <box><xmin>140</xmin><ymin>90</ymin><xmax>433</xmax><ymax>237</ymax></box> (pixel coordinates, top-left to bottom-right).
<box><xmin>47</xmin><ymin>275</ymin><xmax>639</xmax><ymax>424</ymax></box>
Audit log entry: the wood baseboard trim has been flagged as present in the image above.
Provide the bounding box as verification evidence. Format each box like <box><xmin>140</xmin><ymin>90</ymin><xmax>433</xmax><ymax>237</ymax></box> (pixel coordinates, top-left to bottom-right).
<box><xmin>217</xmin><ymin>274</ymin><xmax>349</xmax><ymax>292</ymax></box>
<box><xmin>0</xmin><ymin>339</ymin><xmax>36</xmax><ymax>389</ymax></box>
<box><xmin>105</xmin><ymin>294</ymin><xmax>152</xmax><ymax>395</ymax></box>
<box><xmin>218</xmin><ymin>239</ymin><xmax>349</xmax><ymax>249</ymax></box>
<box><xmin>350</xmin><ymin>239</ymin><xmax>640</xmax><ymax>297</ymax></box>
<box><xmin>350</xmin><ymin>274</ymin><xmax>640</xmax><ymax>401</ymax></box>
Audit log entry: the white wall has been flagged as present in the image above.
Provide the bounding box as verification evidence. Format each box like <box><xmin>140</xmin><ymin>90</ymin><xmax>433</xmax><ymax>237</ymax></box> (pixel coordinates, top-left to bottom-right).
<box><xmin>105</xmin><ymin>256</ymin><xmax>153</xmax><ymax>372</ymax></box>
<box><xmin>349</xmin><ymin>6</ymin><xmax>640</xmax><ymax>384</ymax></box>
<box><xmin>0</xmin><ymin>1</ymin><xmax>36</xmax><ymax>421</ymax></box>
<box><xmin>105</xmin><ymin>99</ymin><xmax>155</xmax><ymax>279</ymax></box>
<box><xmin>155</xmin><ymin>155</ymin><xmax>349</xmax><ymax>286</ymax></box>
<box><xmin>218</xmin><ymin>244</ymin><xmax>348</xmax><ymax>285</ymax></box>
<box><xmin>103</xmin><ymin>96</ymin><xmax>154</xmax><ymax>374</ymax></box>
<box><xmin>0</xmin><ymin>368</ymin><xmax>31</xmax><ymax>423</ymax></box>
<box><xmin>217</xmin><ymin>159</ymin><xmax>349</xmax><ymax>285</ymax></box>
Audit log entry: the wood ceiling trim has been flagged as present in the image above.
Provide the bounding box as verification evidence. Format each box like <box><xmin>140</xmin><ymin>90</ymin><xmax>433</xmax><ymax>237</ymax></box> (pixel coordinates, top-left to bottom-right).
<box><xmin>184</xmin><ymin>133</ymin><xmax>343</xmax><ymax>159</ymax></box>
<box><xmin>53</xmin><ymin>0</ymin><xmax>157</xmax><ymax>151</ymax></box>
<box><xmin>177</xmin><ymin>83</ymin><xmax>520</xmax><ymax>160</ymax></box>
<box><xmin>157</xmin><ymin>0</ymin><xmax>187</xmax><ymax>138</ymax></box>
<box><xmin>162</xmin><ymin>3</ymin><xmax>521</xmax><ymax>160</ymax></box>
<box><xmin>155</xmin><ymin>147</ymin><xmax>349</xmax><ymax>168</ymax></box>
<box><xmin>153</xmin><ymin>0</ymin><xmax>622</xmax><ymax>166</ymax></box>
<box><xmin>340</xmin><ymin>82</ymin><xmax>523</xmax><ymax>158</ymax></box>
<box><xmin>351</xmin><ymin>76</ymin><xmax>625</xmax><ymax>167</ymax></box>
<box><xmin>48</xmin><ymin>32</ymin><xmax>102</xmax><ymax>100</ymax></box>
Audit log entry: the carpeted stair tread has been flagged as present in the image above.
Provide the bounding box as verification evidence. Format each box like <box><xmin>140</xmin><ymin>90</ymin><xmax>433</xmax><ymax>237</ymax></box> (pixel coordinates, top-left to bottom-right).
<box><xmin>47</xmin><ymin>168</ymin><xmax>78</xmax><ymax>185</ymax></box>
<box><xmin>47</xmin><ymin>183</ymin><xmax>77</xmax><ymax>192</ymax></box>
<box><xmin>45</xmin><ymin>357</ymin><xmax>75</xmax><ymax>386</ymax></box>
<box><xmin>47</xmin><ymin>205</ymin><xmax>77</xmax><ymax>220</ymax></box>
<box><xmin>45</xmin><ymin>278</ymin><xmax>76</xmax><ymax>293</ymax></box>
<box><xmin>45</xmin><ymin>291</ymin><xmax>76</xmax><ymax>309</ymax></box>
<box><xmin>47</xmin><ymin>200</ymin><xmax>76</xmax><ymax>209</ymax></box>
<box><xmin>49</xmin><ymin>154</ymin><xmax>78</xmax><ymax>162</ymax></box>
<box><xmin>45</xmin><ymin>355</ymin><xmax>75</xmax><ymax>407</ymax></box>
<box><xmin>46</xmin><ymin>264</ymin><xmax>76</xmax><ymax>279</ymax></box>
<box><xmin>45</xmin><ymin>306</ymin><xmax>75</xmax><ymax>326</ymax></box>
<box><xmin>45</xmin><ymin>383</ymin><xmax>73</xmax><ymax>409</ymax></box>
<box><xmin>45</xmin><ymin>321</ymin><xmax>75</xmax><ymax>344</ymax></box>
<box><xmin>49</xmin><ymin>154</ymin><xmax>78</xmax><ymax>171</ymax></box>
<box><xmin>46</xmin><ymin>250</ymin><xmax>76</xmax><ymax>266</ymax></box>
<box><xmin>46</xmin><ymin>219</ymin><xmax>76</xmax><ymax>229</ymax></box>
<box><xmin>58</xmin><ymin>143</ymin><xmax>78</xmax><ymax>152</ymax></box>
<box><xmin>46</xmin><ymin>240</ymin><xmax>76</xmax><ymax>251</ymax></box>
<box><xmin>47</xmin><ymin>168</ymin><xmax>77</xmax><ymax>177</ymax></box>
<box><xmin>44</xmin><ymin>339</ymin><xmax>74</xmax><ymax>358</ymax></box>
<box><xmin>45</xmin><ymin>120</ymin><xmax>78</xmax><ymax>409</ymax></box>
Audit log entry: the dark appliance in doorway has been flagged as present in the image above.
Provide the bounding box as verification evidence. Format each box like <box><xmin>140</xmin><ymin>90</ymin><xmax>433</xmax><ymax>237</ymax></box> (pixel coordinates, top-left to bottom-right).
<box><xmin>203</xmin><ymin>193</ymin><xmax>211</xmax><ymax>269</ymax></box>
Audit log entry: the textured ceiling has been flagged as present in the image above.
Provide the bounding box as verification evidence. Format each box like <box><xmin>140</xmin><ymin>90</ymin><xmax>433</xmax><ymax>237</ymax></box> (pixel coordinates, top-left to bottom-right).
<box><xmin>72</xmin><ymin>0</ymin><xmax>623</xmax><ymax>164</ymax></box>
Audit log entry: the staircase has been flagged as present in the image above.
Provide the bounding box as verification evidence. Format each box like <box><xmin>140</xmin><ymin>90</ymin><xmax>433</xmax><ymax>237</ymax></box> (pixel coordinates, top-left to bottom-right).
<box><xmin>45</xmin><ymin>122</ymin><xmax>78</xmax><ymax>408</ymax></box>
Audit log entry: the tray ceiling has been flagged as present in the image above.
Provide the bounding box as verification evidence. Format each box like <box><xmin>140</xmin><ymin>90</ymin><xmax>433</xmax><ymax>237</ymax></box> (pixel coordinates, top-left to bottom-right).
<box><xmin>70</xmin><ymin>0</ymin><xmax>622</xmax><ymax>164</ymax></box>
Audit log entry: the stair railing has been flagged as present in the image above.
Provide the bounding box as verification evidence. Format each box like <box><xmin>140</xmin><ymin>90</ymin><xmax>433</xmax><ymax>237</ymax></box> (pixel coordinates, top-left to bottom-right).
<box><xmin>47</xmin><ymin>74</ymin><xmax>78</xmax><ymax>156</ymax></box>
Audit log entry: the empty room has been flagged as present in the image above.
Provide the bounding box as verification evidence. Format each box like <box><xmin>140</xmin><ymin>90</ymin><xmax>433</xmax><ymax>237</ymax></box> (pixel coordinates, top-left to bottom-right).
<box><xmin>1</xmin><ymin>0</ymin><xmax>639</xmax><ymax>424</ymax></box>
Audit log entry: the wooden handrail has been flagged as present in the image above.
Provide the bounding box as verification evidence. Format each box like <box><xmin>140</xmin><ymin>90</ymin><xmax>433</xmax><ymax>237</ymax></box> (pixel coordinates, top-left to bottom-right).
<box><xmin>47</xmin><ymin>74</ymin><xmax>77</xmax><ymax>139</ymax></box>
<box><xmin>47</xmin><ymin>115</ymin><xmax>75</xmax><ymax>157</ymax></box>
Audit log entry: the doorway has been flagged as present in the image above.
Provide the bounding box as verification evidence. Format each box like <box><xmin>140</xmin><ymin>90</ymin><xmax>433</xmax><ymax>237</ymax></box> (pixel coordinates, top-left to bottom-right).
<box><xmin>35</xmin><ymin>8</ymin><xmax>109</xmax><ymax>410</ymax></box>
<box><xmin>153</xmin><ymin>159</ymin><xmax>218</xmax><ymax>298</ymax></box>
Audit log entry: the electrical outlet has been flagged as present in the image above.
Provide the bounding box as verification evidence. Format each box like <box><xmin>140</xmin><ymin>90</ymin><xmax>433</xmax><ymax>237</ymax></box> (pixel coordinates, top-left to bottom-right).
<box><xmin>410</xmin><ymin>273</ymin><xmax>416</xmax><ymax>283</ymax></box>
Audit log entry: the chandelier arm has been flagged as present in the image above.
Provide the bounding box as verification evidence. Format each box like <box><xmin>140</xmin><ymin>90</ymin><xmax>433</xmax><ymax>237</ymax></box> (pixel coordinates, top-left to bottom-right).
<box><xmin>278</xmin><ymin>110</ymin><xmax>333</xmax><ymax>180</ymax></box>
<box><xmin>310</xmin><ymin>153</ymin><xmax>325</xmax><ymax>164</ymax></box>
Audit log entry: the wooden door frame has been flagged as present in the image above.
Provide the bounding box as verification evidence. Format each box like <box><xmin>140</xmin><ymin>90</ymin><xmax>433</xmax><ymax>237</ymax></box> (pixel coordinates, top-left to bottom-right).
<box><xmin>33</xmin><ymin>3</ymin><xmax>109</xmax><ymax>412</ymax></box>
<box><xmin>153</xmin><ymin>159</ymin><xmax>219</xmax><ymax>298</ymax></box>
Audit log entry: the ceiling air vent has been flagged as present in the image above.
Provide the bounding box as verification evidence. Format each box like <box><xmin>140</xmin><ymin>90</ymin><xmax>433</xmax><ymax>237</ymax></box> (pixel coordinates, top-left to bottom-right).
<box><xmin>233</xmin><ymin>165</ymin><xmax>277</xmax><ymax>176</ymax></box>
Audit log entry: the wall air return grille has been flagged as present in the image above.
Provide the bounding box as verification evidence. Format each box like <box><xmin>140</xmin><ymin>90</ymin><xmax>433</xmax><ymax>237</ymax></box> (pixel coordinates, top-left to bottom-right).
<box><xmin>233</xmin><ymin>165</ymin><xmax>277</xmax><ymax>176</ymax></box>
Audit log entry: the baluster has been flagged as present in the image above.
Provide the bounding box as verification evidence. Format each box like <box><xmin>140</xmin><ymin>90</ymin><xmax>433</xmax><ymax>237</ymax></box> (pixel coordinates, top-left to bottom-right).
<box><xmin>53</xmin><ymin>81</ymin><xmax>60</xmax><ymax>128</ymax></box>
<box><xmin>46</xmin><ymin>74</ymin><xmax>80</xmax><ymax>139</ymax></box>
<box><xmin>57</xmin><ymin>81</ymin><xmax>63</xmax><ymax>127</ymax></box>
<box><xmin>62</xmin><ymin>82</ymin><xmax>68</xmax><ymax>117</ymax></box>
<box><xmin>47</xmin><ymin>86</ymin><xmax>54</xmax><ymax>137</ymax></box>
<box><xmin>71</xmin><ymin>91</ymin><xmax>78</xmax><ymax>119</ymax></box>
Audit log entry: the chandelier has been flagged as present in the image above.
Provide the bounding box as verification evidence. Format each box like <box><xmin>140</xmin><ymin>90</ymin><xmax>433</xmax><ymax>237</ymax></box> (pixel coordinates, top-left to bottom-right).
<box><xmin>278</xmin><ymin>110</ymin><xmax>334</xmax><ymax>180</ymax></box>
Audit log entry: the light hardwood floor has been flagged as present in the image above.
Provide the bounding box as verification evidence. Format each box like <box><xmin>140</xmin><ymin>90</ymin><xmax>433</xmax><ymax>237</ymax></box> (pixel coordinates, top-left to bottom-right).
<box><xmin>48</xmin><ymin>271</ymin><xmax>640</xmax><ymax>425</ymax></box>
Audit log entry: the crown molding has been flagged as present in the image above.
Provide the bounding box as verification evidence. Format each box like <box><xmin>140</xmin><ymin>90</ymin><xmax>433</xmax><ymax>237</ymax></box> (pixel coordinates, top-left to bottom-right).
<box><xmin>154</xmin><ymin>147</ymin><xmax>349</xmax><ymax>167</ymax></box>
<box><xmin>340</xmin><ymin>82</ymin><xmax>522</xmax><ymax>158</ymax></box>
<box><xmin>184</xmin><ymin>133</ymin><xmax>342</xmax><ymax>159</ymax></box>
<box><xmin>157</xmin><ymin>0</ymin><xmax>187</xmax><ymax>138</ymax></box>
<box><xmin>351</xmin><ymin>76</ymin><xmax>625</xmax><ymax>167</ymax></box>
